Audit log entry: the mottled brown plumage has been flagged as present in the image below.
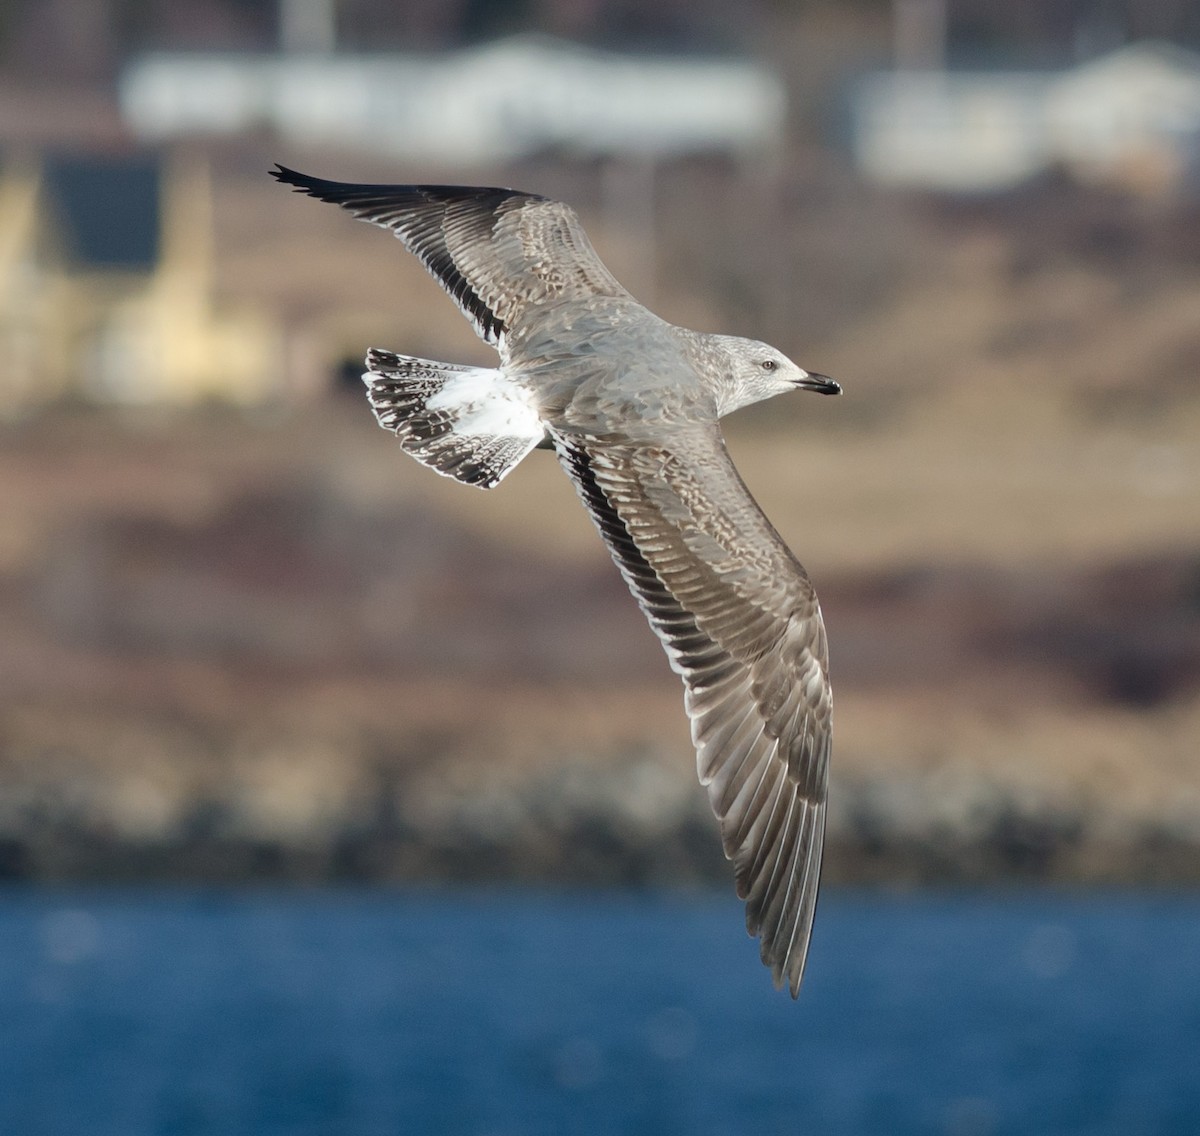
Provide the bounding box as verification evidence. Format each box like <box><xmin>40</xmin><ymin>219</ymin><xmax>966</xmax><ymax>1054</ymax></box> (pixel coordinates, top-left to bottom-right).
<box><xmin>273</xmin><ymin>164</ymin><xmax>840</xmax><ymax>995</ymax></box>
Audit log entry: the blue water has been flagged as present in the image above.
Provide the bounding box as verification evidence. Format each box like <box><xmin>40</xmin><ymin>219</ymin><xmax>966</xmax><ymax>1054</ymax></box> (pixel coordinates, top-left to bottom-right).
<box><xmin>1</xmin><ymin>889</ymin><xmax>1198</xmax><ymax>1136</ymax></box>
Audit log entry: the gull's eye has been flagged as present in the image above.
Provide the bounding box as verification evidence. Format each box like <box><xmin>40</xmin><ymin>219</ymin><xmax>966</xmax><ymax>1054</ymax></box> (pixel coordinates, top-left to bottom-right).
<box><xmin>760</xmin><ymin>359</ymin><xmax>778</xmax><ymax>372</ymax></box>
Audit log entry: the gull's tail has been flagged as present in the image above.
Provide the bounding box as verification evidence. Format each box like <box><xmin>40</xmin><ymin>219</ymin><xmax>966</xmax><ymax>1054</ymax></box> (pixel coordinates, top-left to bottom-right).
<box><xmin>362</xmin><ymin>349</ymin><xmax>544</xmax><ymax>490</ymax></box>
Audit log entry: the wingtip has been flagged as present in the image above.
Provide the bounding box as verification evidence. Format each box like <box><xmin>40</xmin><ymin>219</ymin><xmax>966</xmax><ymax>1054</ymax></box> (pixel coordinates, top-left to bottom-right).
<box><xmin>770</xmin><ymin>954</ymin><xmax>805</xmax><ymax>999</ymax></box>
<box><xmin>269</xmin><ymin>163</ymin><xmax>320</xmax><ymax>194</ymax></box>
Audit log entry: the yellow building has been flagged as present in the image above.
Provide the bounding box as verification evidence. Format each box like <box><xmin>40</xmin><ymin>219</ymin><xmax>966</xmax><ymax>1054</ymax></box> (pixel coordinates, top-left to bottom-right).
<box><xmin>0</xmin><ymin>148</ymin><xmax>280</xmax><ymax>411</ymax></box>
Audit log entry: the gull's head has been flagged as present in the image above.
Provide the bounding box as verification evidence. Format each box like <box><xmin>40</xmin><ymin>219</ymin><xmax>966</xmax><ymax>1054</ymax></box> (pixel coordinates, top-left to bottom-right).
<box><xmin>715</xmin><ymin>335</ymin><xmax>840</xmax><ymax>416</ymax></box>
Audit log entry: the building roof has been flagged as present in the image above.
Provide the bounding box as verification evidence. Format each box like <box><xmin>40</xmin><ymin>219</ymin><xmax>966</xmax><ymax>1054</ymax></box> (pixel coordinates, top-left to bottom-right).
<box><xmin>42</xmin><ymin>153</ymin><xmax>161</xmax><ymax>270</ymax></box>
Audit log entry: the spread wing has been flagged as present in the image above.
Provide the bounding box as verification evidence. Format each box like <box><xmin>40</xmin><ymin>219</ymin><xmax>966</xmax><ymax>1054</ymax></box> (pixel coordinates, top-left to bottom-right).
<box><xmin>555</xmin><ymin>426</ymin><xmax>832</xmax><ymax>996</ymax></box>
<box><xmin>271</xmin><ymin>165</ymin><xmax>630</xmax><ymax>349</ymax></box>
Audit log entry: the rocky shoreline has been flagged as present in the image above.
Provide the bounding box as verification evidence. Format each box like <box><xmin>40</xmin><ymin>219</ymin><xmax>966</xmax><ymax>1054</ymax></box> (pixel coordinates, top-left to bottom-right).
<box><xmin>4</xmin><ymin>741</ymin><xmax>1199</xmax><ymax>888</ymax></box>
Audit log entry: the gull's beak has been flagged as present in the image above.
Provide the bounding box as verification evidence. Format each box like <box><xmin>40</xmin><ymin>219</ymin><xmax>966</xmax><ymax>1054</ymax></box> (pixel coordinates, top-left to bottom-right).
<box><xmin>797</xmin><ymin>371</ymin><xmax>841</xmax><ymax>396</ymax></box>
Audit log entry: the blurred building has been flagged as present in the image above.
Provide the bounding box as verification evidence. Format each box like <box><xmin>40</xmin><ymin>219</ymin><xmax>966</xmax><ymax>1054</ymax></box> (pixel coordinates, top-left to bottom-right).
<box><xmin>1046</xmin><ymin>42</ymin><xmax>1200</xmax><ymax>193</ymax></box>
<box><xmin>118</xmin><ymin>34</ymin><xmax>786</xmax><ymax>165</ymax></box>
<box><xmin>853</xmin><ymin>41</ymin><xmax>1200</xmax><ymax>196</ymax></box>
<box><xmin>853</xmin><ymin>70</ymin><xmax>1050</xmax><ymax>191</ymax></box>
<box><xmin>0</xmin><ymin>150</ymin><xmax>279</xmax><ymax>410</ymax></box>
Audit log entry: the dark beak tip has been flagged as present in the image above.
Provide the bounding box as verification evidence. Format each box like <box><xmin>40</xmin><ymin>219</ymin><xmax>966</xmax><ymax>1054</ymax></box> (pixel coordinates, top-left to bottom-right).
<box><xmin>802</xmin><ymin>373</ymin><xmax>841</xmax><ymax>396</ymax></box>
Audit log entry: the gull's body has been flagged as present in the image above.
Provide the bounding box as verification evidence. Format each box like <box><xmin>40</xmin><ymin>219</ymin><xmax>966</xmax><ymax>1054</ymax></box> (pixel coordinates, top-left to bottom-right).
<box><xmin>272</xmin><ymin>166</ymin><xmax>839</xmax><ymax>996</ymax></box>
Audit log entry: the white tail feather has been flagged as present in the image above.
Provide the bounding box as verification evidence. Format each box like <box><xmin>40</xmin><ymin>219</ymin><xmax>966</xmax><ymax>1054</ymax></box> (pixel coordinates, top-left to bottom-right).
<box><xmin>362</xmin><ymin>349</ymin><xmax>543</xmax><ymax>489</ymax></box>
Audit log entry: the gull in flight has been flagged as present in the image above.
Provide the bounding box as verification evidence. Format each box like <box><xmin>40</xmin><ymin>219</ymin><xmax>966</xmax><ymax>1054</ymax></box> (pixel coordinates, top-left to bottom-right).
<box><xmin>272</xmin><ymin>166</ymin><xmax>840</xmax><ymax>996</ymax></box>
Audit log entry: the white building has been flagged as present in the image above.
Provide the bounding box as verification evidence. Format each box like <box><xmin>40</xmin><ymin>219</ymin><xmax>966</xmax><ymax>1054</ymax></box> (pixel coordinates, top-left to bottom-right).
<box><xmin>853</xmin><ymin>71</ymin><xmax>1051</xmax><ymax>191</ymax></box>
<box><xmin>1046</xmin><ymin>42</ymin><xmax>1200</xmax><ymax>188</ymax></box>
<box><xmin>852</xmin><ymin>41</ymin><xmax>1200</xmax><ymax>194</ymax></box>
<box><xmin>120</xmin><ymin>35</ymin><xmax>786</xmax><ymax>165</ymax></box>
